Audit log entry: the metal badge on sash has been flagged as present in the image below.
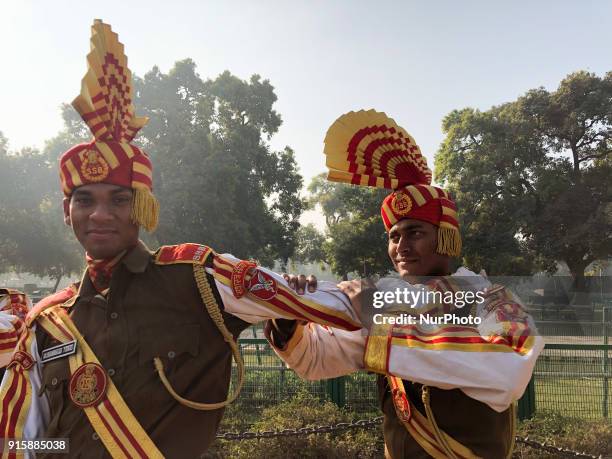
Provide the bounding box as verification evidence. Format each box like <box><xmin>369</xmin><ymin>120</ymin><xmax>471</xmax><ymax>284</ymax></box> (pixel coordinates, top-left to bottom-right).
<box><xmin>69</xmin><ymin>362</ymin><xmax>108</xmax><ymax>408</ymax></box>
<box><xmin>392</xmin><ymin>386</ymin><xmax>412</xmax><ymax>422</ymax></box>
<box><xmin>41</xmin><ymin>340</ymin><xmax>77</xmax><ymax>363</ymax></box>
<box><xmin>8</xmin><ymin>350</ymin><xmax>35</xmax><ymax>370</ymax></box>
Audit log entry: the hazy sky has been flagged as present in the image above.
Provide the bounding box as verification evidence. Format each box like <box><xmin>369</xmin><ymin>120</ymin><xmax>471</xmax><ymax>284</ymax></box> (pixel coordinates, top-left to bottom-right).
<box><xmin>1</xmin><ymin>1</ymin><xmax>610</xmax><ymax>202</ymax></box>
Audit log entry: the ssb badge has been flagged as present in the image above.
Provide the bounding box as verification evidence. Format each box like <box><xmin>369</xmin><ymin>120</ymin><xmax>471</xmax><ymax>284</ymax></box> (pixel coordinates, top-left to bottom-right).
<box><xmin>80</xmin><ymin>149</ymin><xmax>109</xmax><ymax>182</ymax></box>
<box><xmin>390</xmin><ymin>191</ymin><xmax>412</xmax><ymax>216</ymax></box>
<box><xmin>69</xmin><ymin>362</ymin><xmax>108</xmax><ymax>408</ymax></box>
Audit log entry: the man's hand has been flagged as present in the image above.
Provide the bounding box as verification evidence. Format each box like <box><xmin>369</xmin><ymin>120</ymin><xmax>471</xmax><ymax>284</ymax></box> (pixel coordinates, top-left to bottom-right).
<box><xmin>265</xmin><ymin>273</ymin><xmax>317</xmax><ymax>349</ymax></box>
<box><xmin>264</xmin><ymin>318</ymin><xmax>299</xmax><ymax>351</ymax></box>
<box><xmin>282</xmin><ymin>273</ymin><xmax>317</xmax><ymax>295</ymax></box>
<box><xmin>337</xmin><ymin>278</ymin><xmax>377</xmax><ymax>323</ymax></box>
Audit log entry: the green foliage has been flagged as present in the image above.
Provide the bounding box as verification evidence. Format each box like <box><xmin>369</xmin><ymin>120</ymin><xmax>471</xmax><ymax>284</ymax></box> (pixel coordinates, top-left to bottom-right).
<box><xmin>132</xmin><ymin>61</ymin><xmax>305</xmax><ymax>265</ymax></box>
<box><xmin>514</xmin><ymin>410</ymin><xmax>612</xmax><ymax>458</ymax></box>
<box><xmin>436</xmin><ymin>71</ymin><xmax>612</xmax><ymax>281</ymax></box>
<box><xmin>325</xmin><ymin>216</ymin><xmax>389</xmax><ymax>278</ymax></box>
<box><xmin>211</xmin><ymin>391</ymin><xmax>383</xmax><ymax>458</ymax></box>
<box><xmin>300</xmin><ymin>174</ymin><xmax>392</xmax><ymax>279</ymax></box>
<box><xmin>293</xmin><ymin>224</ymin><xmax>327</xmax><ymax>264</ymax></box>
<box><xmin>0</xmin><ymin>130</ymin><xmax>82</xmax><ymax>284</ymax></box>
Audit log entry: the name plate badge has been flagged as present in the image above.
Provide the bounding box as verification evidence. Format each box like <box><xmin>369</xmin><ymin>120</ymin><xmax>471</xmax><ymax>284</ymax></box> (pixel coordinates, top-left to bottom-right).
<box><xmin>41</xmin><ymin>340</ymin><xmax>77</xmax><ymax>363</ymax></box>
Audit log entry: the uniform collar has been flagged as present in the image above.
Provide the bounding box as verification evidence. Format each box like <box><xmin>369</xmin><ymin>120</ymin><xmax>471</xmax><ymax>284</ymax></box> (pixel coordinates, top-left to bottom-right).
<box><xmin>121</xmin><ymin>240</ymin><xmax>153</xmax><ymax>274</ymax></box>
<box><xmin>71</xmin><ymin>240</ymin><xmax>152</xmax><ymax>304</ymax></box>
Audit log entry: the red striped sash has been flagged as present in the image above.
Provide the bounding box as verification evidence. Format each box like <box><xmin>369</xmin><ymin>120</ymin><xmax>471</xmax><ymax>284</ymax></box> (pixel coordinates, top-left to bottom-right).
<box><xmin>37</xmin><ymin>307</ymin><xmax>163</xmax><ymax>459</ymax></box>
<box><xmin>0</xmin><ymin>329</ymin><xmax>35</xmax><ymax>459</ymax></box>
<box><xmin>387</xmin><ymin>376</ymin><xmax>480</xmax><ymax>459</ymax></box>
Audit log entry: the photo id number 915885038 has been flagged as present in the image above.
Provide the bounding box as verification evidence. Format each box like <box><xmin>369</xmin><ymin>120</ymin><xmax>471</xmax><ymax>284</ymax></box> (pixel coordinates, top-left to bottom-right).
<box><xmin>1</xmin><ymin>438</ymin><xmax>70</xmax><ymax>454</ymax></box>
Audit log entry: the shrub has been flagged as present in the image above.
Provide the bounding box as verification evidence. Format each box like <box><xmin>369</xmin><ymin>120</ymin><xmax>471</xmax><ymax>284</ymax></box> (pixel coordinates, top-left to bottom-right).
<box><xmin>207</xmin><ymin>391</ymin><xmax>612</xmax><ymax>458</ymax></box>
<box><xmin>513</xmin><ymin>410</ymin><xmax>612</xmax><ymax>458</ymax></box>
<box><xmin>208</xmin><ymin>391</ymin><xmax>384</xmax><ymax>458</ymax></box>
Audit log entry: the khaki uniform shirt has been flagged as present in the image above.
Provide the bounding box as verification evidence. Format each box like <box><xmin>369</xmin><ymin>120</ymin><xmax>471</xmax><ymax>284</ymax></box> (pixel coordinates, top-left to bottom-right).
<box><xmin>36</xmin><ymin>242</ymin><xmax>249</xmax><ymax>459</ymax></box>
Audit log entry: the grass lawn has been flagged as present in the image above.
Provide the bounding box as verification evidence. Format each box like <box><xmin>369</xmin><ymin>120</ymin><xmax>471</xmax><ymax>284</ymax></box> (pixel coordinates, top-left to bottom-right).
<box><xmin>535</xmin><ymin>377</ymin><xmax>612</xmax><ymax>420</ymax></box>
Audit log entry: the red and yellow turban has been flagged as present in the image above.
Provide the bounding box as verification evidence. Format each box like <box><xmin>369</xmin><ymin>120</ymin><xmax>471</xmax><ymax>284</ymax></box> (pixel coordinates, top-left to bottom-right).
<box><xmin>59</xmin><ymin>20</ymin><xmax>158</xmax><ymax>232</ymax></box>
<box><xmin>323</xmin><ymin>109</ymin><xmax>461</xmax><ymax>257</ymax></box>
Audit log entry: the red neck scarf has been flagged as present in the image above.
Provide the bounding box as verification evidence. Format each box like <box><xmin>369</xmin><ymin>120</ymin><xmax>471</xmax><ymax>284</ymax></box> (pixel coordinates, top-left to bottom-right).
<box><xmin>85</xmin><ymin>251</ymin><xmax>126</xmax><ymax>295</ymax></box>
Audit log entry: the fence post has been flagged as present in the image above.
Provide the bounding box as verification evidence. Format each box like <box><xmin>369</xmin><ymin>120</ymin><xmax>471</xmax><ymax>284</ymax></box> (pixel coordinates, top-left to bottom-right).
<box><xmin>326</xmin><ymin>377</ymin><xmax>346</xmax><ymax>408</ymax></box>
<box><xmin>603</xmin><ymin>307</ymin><xmax>609</xmax><ymax>419</ymax></box>
<box><xmin>517</xmin><ymin>375</ymin><xmax>536</xmax><ymax>420</ymax></box>
<box><xmin>252</xmin><ymin>326</ymin><xmax>263</xmax><ymax>365</ymax></box>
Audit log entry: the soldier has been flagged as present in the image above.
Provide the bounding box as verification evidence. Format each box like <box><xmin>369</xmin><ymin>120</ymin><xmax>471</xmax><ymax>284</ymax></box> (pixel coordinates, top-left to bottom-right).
<box><xmin>266</xmin><ymin>110</ymin><xmax>543</xmax><ymax>458</ymax></box>
<box><xmin>0</xmin><ymin>21</ymin><xmax>362</xmax><ymax>458</ymax></box>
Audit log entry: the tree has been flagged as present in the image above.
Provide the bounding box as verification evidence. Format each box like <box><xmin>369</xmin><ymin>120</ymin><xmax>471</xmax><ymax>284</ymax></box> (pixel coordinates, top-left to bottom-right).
<box><xmin>436</xmin><ymin>71</ymin><xmax>612</xmax><ymax>287</ymax></box>
<box><xmin>303</xmin><ymin>174</ymin><xmax>391</xmax><ymax>279</ymax></box>
<box><xmin>43</xmin><ymin>60</ymin><xmax>305</xmax><ymax>268</ymax></box>
<box><xmin>293</xmin><ymin>224</ymin><xmax>327</xmax><ymax>265</ymax></box>
<box><xmin>133</xmin><ymin>61</ymin><xmax>305</xmax><ymax>266</ymax></box>
<box><xmin>0</xmin><ymin>128</ymin><xmax>82</xmax><ymax>290</ymax></box>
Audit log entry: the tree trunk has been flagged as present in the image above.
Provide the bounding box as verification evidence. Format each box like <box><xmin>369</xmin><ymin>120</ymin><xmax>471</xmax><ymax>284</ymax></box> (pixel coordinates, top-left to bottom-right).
<box><xmin>566</xmin><ymin>260</ymin><xmax>588</xmax><ymax>291</ymax></box>
<box><xmin>566</xmin><ymin>259</ymin><xmax>590</xmax><ymax>305</ymax></box>
<box><xmin>52</xmin><ymin>275</ymin><xmax>62</xmax><ymax>293</ymax></box>
<box><xmin>572</xmin><ymin>270</ymin><xmax>587</xmax><ymax>292</ymax></box>
<box><xmin>570</xmin><ymin>144</ymin><xmax>581</xmax><ymax>173</ymax></box>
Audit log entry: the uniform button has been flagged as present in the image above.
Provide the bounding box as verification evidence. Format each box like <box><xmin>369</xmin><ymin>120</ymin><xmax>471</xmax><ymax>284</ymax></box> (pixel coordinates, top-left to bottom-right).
<box><xmin>167</xmin><ymin>351</ymin><xmax>176</xmax><ymax>359</ymax></box>
<box><xmin>108</xmin><ymin>368</ymin><xmax>115</xmax><ymax>377</ymax></box>
<box><xmin>92</xmin><ymin>432</ymin><xmax>99</xmax><ymax>441</ymax></box>
<box><xmin>51</xmin><ymin>377</ymin><xmax>58</xmax><ymax>386</ymax></box>
<box><xmin>110</xmin><ymin>312</ymin><xmax>119</xmax><ymax>320</ymax></box>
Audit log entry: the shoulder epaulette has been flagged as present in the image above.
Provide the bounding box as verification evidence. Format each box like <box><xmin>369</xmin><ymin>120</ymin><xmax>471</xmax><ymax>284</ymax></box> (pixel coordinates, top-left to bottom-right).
<box><xmin>26</xmin><ymin>284</ymin><xmax>78</xmax><ymax>327</ymax></box>
<box><xmin>155</xmin><ymin>243</ymin><xmax>214</xmax><ymax>266</ymax></box>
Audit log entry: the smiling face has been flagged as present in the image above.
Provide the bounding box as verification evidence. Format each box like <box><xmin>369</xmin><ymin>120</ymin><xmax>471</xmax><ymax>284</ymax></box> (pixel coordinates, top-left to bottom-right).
<box><xmin>63</xmin><ymin>183</ymin><xmax>139</xmax><ymax>260</ymax></box>
<box><xmin>388</xmin><ymin>218</ymin><xmax>451</xmax><ymax>281</ymax></box>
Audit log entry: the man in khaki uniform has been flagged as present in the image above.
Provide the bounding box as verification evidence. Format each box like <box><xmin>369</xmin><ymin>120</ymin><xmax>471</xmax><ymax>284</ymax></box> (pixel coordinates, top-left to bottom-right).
<box><xmin>0</xmin><ymin>21</ymin><xmax>362</xmax><ymax>458</ymax></box>
<box><xmin>266</xmin><ymin>110</ymin><xmax>543</xmax><ymax>458</ymax></box>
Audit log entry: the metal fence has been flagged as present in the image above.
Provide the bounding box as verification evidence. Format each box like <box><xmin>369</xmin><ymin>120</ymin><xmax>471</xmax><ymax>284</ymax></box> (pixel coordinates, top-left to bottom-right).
<box><xmin>534</xmin><ymin>343</ymin><xmax>611</xmax><ymax>420</ymax></box>
<box><xmin>234</xmin><ymin>334</ymin><xmax>612</xmax><ymax>422</ymax></box>
<box><xmin>234</xmin><ymin>338</ymin><xmax>378</xmax><ymax>418</ymax></box>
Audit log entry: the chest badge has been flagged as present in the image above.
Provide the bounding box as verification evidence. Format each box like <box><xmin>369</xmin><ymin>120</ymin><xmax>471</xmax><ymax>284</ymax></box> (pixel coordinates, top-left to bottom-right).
<box><xmin>69</xmin><ymin>362</ymin><xmax>108</xmax><ymax>408</ymax></box>
<box><xmin>41</xmin><ymin>340</ymin><xmax>77</xmax><ymax>363</ymax></box>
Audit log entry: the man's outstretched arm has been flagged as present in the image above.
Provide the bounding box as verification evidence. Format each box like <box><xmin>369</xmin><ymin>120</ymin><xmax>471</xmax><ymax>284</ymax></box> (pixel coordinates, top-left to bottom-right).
<box><xmin>206</xmin><ymin>253</ymin><xmax>362</xmax><ymax>330</ymax></box>
<box><xmin>267</xmin><ymin>280</ymin><xmax>543</xmax><ymax>413</ymax></box>
<box><xmin>265</xmin><ymin>319</ymin><xmax>366</xmax><ymax>380</ymax></box>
